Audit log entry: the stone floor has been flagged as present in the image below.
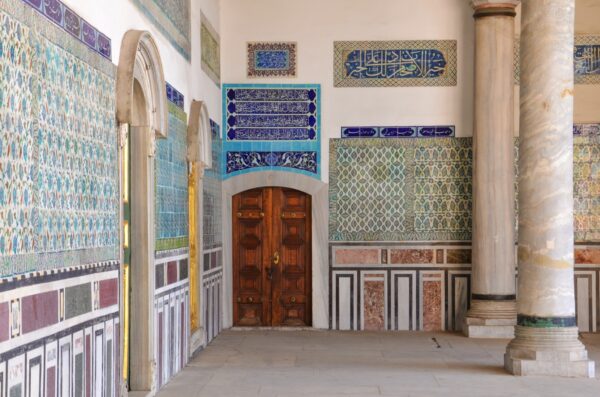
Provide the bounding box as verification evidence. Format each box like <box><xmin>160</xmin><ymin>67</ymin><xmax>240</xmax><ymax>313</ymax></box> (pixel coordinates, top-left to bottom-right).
<box><xmin>156</xmin><ymin>330</ymin><xmax>600</xmax><ymax>397</ymax></box>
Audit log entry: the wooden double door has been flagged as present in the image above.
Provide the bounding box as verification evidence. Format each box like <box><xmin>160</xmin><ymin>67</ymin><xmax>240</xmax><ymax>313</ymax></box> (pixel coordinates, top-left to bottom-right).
<box><xmin>233</xmin><ymin>187</ymin><xmax>312</xmax><ymax>326</ymax></box>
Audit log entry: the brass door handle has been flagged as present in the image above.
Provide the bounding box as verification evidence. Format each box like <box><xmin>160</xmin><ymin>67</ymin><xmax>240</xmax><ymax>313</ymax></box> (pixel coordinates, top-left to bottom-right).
<box><xmin>273</xmin><ymin>251</ymin><xmax>279</xmax><ymax>265</ymax></box>
<box><xmin>290</xmin><ymin>296</ymin><xmax>296</xmax><ymax>303</ymax></box>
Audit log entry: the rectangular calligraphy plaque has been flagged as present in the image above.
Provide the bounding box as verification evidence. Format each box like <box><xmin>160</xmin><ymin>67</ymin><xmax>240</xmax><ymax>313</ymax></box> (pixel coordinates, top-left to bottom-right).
<box><xmin>334</xmin><ymin>40</ymin><xmax>457</xmax><ymax>87</ymax></box>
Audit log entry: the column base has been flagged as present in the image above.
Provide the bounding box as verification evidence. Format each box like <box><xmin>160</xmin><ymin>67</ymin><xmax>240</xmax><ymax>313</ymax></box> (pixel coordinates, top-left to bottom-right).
<box><xmin>463</xmin><ymin>317</ymin><xmax>515</xmax><ymax>338</ymax></box>
<box><xmin>463</xmin><ymin>299</ymin><xmax>516</xmax><ymax>338</ymax></box>
<box><xmin>504</xmin><ymin>326</ymin><xmax>595</xmax><ymax>378</ymax></box>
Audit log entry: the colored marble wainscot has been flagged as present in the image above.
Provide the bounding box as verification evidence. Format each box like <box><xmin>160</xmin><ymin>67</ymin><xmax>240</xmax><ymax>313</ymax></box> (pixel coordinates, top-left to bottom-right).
<box><xmin>132</xmin><ymin>0</ymin><xmax>191</xmax><ymax>60</ymax></box>
<box><xmin>222</xmin><ymin>84</ymin><xmax>321</xmax><ymax>179</ymax></box>
<box><xmin>334</xmin><ymin>40</ymin><xmax>457</xmax><ymax>87</ymax></box>
<box><xmin>21</xmin><ymin>291</ymin><xmax>59</xmax><ymax>334</ymax></box>
<box><xmin>446</xmin><ymin>249</ymin><xmax>472</xmax><ymax>264</ymax></box>
<box><xmin>335</xmin><ymin>249</ymin><xmax>380</xmax><ymax>265</ymax></box>
<box><xmin>201</xmin><ymin>11</ymin><xmax>220</xmax><ymax>86</ymax></box>
<box><xmin>575</xmin><ymin>248</ymin><xmax>600</xmax><ymax>264</ymax></box>
<box><xmin>363</xmin><ymin>278</ymin><xmax>385</xmax><ymax>331</ymax></box>
<box><xmin>248</xmin><ymin>42</ymin><xmax>297</xmax><ymax>77</ymax></box>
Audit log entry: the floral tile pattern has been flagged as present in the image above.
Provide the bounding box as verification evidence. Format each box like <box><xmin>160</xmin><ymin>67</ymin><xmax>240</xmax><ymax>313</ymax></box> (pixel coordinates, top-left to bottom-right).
<box><xmin>201</xmin><ymin>12</ymin><xmax>220</xmax><ymax>86</ymax></box>
<box><xmin>155</xmin><ymin>102</ymin><xmax>189</xmax><ymax>251</ymax></box>
<box><xmin>247</xmin><ymin>42</ymin><xmax>297</xmax><ymax>78</ymax></box>
<box><xmin>0</xmin><ymin>4</ymin><xmax>118</xmax><ymax>275</ymax></box>
<box><xmin>203</xmin><ymin>120</ymin><xmax>222</xmax><ymax>250</ymax></box>
<box><xmin>132</xmin><ymin>0</ymin><xmax>191</xmax><ymax>61</ymax></box>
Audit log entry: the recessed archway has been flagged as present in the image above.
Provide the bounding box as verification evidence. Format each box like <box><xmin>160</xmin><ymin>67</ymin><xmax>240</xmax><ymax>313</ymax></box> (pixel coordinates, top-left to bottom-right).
<box><xmin>116</xmin><ymin>30</ymin><xmax>168</xmax><ymax>393</ymax></box>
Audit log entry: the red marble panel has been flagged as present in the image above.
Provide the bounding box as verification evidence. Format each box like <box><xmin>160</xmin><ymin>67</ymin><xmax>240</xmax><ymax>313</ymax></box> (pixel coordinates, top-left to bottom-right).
<box><xmin>99</xmin><ymin>278</ymin><xmax>118</xmax><ymax>308</ymax></box>
<box><xmin>21</xmin><ymin>290</ymin><xmax>58</xmax><ymax>334</ymax></box>
<box><xmin>575</xmin><ymin>248</ymin><xmax>600</xmax><ymax>264</ymax></box>
<box><xmin>390</xmin><ymin>249</ymin><xmax>433</xmax><ymax>264</ymax></box>
<box><xmin>422</xmin><ymin>280</ymin><xmax>442</xmax><ymax>331</ymax></box>
<box><xmin>335</xmin><ymin>249</ymin><xmax>379</xmax><ymax>265</ymax></box>
<box><xmin>436</xmin><ymin>249</ymin><xmax>444</xmax><ymax>264</ymax></box>
<box><xmin>47</xmin><ymin>367</ymin><xmax>56</xmax><ymax>397</ymax></box>
<box><xmin>0</xmin><ymin>302</ymin><xmax>9</xmax><ymax>342</ymax></box>
<box><xmin>167</xmin><ymin>261</ymin><xmax>178</xmax><ymax>284</ymax></box>
<box><xmin>363</xmin><ymin>278</ymin><xmax>385</xmax><ymax>331</ymax></box>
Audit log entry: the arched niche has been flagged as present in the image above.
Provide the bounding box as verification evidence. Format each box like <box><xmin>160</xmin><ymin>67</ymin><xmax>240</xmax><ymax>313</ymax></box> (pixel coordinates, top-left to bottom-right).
<box><xmin>187</xmin><ymin>99</ymin><xmax>213</xmax><ymax>168</ymax></box>
<box><xmin>116</xmin><ymin>30</ymin><xmax>167</xmax><ymax>393</ymax></box>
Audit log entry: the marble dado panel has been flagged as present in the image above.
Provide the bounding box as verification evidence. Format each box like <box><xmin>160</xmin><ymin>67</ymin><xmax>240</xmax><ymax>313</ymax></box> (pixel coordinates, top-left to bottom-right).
<box><xmin>334</xmin><ymin>40</ymin><xmax>457</xmax><ymax>87</ymax></box>
<box><xmin>329</xmin><ymin>137</ymin><xmax>600</xmax><ymax>243</ymax></box>
<box><xmin>222</xmin><ymin>84</ymin><xmax>321</xmax><ymax>179</ymax></box>
<box><xmin>132</xmin><ymin>0</ymin><xmax>191</xmax><ymax>61</ymax></box>
<box><xmin>155</xmin><ymin>103</ymin><xmax>189</xmax><ymax>252</ymax></box>
<box><xmin>0</xmin><ymin>4</ymin><xmax>118</xmax><ymax>275</ymax></box>
<box><xmin>514</xmin><ymin>35</ymin><xmax>600</xmax><ymax>85</ymax></box>
<box><xmin>202</xmin><ymin>265</ymin><xmax>223</xmax><ymax>345</ymax></box>
<box><xmin>330</xmin><ymin>244</ymin><xmax>600</xmax><ymax>333</ymax></box>
<box><xmin>201</xmin><ymin>12</ymin><xmax>220</xmax><ymax>86</ymax></box>
<box><xmin>0</xmin><ymin>262</ymin><xmax>120</xmax><ymax>397</ymax></box>
<box><xmin>247</xmin><ymin>42</ymin><xmax>297</xmax><ymax>78</ymax></box>
<box><xmin>341</xmin><ymin>126</ymin><xmax>455</xmax><ymax>138</ymax></box>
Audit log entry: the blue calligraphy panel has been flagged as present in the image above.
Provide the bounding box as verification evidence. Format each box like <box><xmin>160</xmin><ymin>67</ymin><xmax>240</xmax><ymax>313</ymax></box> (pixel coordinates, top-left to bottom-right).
<box><xmin>222</xmin><ymin>84</ymin><xmax>321</xmax><ymax>179</ymax></box>
<box><xmin>574</xmin><ymin>45</ymin><xmax>600</xmax><ymax>76</ymax></box>
<box><xmin>255</xmin><ymin>50</ymin><xmax>290</xmax><ymax>70</ymax></box>
<box><xmin>344</xmin><ymin>49</ymin><xmax>447</xmax><ymax>79</ymax></box>
<box><xmin>248</xmin><ymin>42</ymin><xmax>296</xmax><ymax>77</ymax></box>
<box><xmin>342</xmin><ymin>126</ymin><xmax>455</xmax><ymax>138</ymax></box>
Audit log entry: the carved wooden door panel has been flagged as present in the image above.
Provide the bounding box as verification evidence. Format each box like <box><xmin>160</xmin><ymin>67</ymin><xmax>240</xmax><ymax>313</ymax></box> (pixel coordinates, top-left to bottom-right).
<box><xmin>233</xmin><ymin>187</ymin><xmax>311</xmax><ymax>326</ymax></box>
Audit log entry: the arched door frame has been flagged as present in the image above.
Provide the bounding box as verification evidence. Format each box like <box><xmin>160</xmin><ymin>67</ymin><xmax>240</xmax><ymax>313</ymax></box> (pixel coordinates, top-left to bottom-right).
<box><xmin>187</xmin><ymin>100</ymin><xmax>212</xmax><ymax>353</ymax></box>
<box><xmin>116</xmin><ymin>30</ymin><xmax>168</xmax><ymax>393</ymax></box>
<box><xmin>222</xmin><ymin>171</ymin><xmax>329</xmax><ymax>330</ymax></box>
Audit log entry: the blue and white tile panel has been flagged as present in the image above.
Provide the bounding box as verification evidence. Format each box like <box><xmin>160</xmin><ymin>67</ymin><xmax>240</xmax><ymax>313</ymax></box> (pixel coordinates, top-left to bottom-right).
<box><xmin>21</xmin><ymin>0</ymin><xmax>111</xmax><ymax>59</ymax></box>
<box><xmin>341</xmin><ymin>126</ymin><xmax>455</xmax><ymax>138</ymax></box>
<box><xmin>574</xmin><ymin>123</ymin><xmax>600</xmax><ymax>136</ymax></box>
<box><xmin>166</xmin><ymin>82</ymin><xmax>185</xmax><ymax>109</ymax></box>
<box><xmin>222</xmin><ymin>84</ymin><xmax>321</xmax><ymax>179</ymax></box>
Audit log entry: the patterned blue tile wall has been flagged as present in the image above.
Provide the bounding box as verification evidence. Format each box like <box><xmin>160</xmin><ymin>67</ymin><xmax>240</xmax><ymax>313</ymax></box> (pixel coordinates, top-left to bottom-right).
<box><xmin>203</xmin><ymin>120</ymin><xmax>222</xmax><ymax>250</ymax></box>
<box><xmin>155</xmin><ymin>91</ymin><xmax>189</xmax><ymax>252</ymax></box>
<box><xmin>0</xmin><ymin>1</ymin><xmax>118</xmax><ymax>275</ymax></box>
<box><xmin>222</xmin><ymin>84</ymin><xmax>321</xmax><ymax>179</ymax></box>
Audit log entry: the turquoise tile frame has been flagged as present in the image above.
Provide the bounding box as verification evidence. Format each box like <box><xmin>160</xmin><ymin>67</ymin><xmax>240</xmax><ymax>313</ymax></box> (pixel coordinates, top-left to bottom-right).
<box><xmin>221</xmin><ymin>84</ymin><xmax>321</xmax><ymax>179</ymax></box>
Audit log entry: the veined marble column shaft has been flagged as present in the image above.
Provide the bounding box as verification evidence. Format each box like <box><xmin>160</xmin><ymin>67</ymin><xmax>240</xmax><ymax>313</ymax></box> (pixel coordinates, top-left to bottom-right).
<box><xmin>504</xmin><ymin>0</ymin><xmax>594</xmax><ymax>377</ymax></box>
<box><xmin>463</xmin><ymin>0</ymin><xmax>518</xmax><ymax>339</ymax></box>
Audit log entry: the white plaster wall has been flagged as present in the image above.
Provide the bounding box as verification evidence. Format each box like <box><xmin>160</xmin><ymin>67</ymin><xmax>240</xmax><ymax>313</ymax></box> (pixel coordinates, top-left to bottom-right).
<box><xmin>220</xmin><ymin>0</ymin><xmax>476</xmax><ymax>183</ymax></box>
<box><xmin>62</xmin><ymin>0</ymin><xmax>222</xmax><ymax>122</ymax></box>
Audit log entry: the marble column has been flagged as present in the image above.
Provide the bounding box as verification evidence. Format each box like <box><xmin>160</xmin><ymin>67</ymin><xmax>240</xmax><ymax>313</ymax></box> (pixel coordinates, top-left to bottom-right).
<box><xmin>463</xmin><ymin>0</ymin><xmax>519</xmax><ymax>338</ymax></box>
<box><xmin>504</xmin><ymin>0</ymin><xmax>595</xmax><ymax>377</ymax></box>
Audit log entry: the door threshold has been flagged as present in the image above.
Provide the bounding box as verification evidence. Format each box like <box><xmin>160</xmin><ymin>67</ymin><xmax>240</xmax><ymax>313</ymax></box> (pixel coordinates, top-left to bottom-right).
<box><xmin>230</xmin><ymin>326</ymin><xmax>320</xmax><ymax>331</ymax></box>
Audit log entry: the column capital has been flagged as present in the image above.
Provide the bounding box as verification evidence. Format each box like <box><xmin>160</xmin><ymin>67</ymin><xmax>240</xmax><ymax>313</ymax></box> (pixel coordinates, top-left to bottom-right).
<box><xmin>471</xmin><ymin>0</ymin><xmax>519</xmax><ymax>18</ymax></box>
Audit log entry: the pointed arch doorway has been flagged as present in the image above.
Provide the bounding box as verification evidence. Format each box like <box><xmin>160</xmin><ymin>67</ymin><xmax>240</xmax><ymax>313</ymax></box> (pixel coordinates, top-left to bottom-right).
<box><xmin>232</xmin><ymin>187</ymin><xmax>312</xmax><ymax>326</ymax></box>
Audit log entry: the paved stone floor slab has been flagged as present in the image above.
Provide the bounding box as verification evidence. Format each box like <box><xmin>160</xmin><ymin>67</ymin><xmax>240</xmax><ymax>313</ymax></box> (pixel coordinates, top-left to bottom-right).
<box><xmin>156</xmin><ymin>330</ymin><xmax>600</xmax><ymax>397</ymax></box>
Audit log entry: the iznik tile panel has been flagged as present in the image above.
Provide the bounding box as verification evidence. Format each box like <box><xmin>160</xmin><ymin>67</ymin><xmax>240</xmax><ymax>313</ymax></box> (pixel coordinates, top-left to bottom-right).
<box><xmin>329</xmin><ymin>138</ymin><xmax>472</xmax><ymax>241</ymax></box>
<box><xmin>341</xmin><ymin>126</ymin><xmax>455</xmax><ymax>138</ymax></box>
<box><xmin>574</xmin><ymin>123</ymin><xmax>600</xmax><ymax>136</ymax></box>
<box><xmin>166</xmin><ymin>82</ymin><xmax>184</xmax><ymax>109</ymax></box>
<box><xmin>573</xmin><ymin>137</ymin><xmax>600</xmax><ymax>242</ymax></box>
<box><xmin>155</xmin><ymin>103</ymin><xmax>189</xmax><ymax>251</ymax></box>
<box><xmin>0</xmin><ymin>4</ymin><xmax>118</xmax><ymax>275</ymax></box>
<box><xmin>203</xmin><ymin>120</ymin><xmax>223</xmax><ymax>250</ymax></box>
<box><xmin>21</xmin><ymin>0</ymin><xmax>111</xmax><ymax>58</ymax></box>
<box><xmin>334</xmin><ymin>41</ymin><xmax>457</xmax><ymax>87</ymax></box>
<box><xmin>201</xmin><ymin>12</ymin><xmax>220</xmax><ymax>86</ymax></box>
<box><xmin>222</xmin><ymin>84</ymin><xmax>321</xmax><ymax>179</ymax></box>
<box><xmin>247</xmin><ymin>42</ymin><xmax>297</xmax><ymax>78</ymax></box>
<box><xmin>132</xmin><ymin>0</ymin><xmax>191</xmax><ymax>60</ymax></box>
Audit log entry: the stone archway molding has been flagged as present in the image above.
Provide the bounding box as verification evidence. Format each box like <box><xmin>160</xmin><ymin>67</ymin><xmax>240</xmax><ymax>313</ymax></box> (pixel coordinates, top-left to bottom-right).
<box><xmin>222</xmin><ymin>171</ymin><xmax>330</xmax><ymax>330</ymax></box>
<box><xmin>187</xmin><ymin>99</ymin><xmax>212</xmax><ymax>167</ymax></box>
<box><xmin>116</xmin><ymin>30</ymin><xmax>168</xmax><ymax>138</ymax></box>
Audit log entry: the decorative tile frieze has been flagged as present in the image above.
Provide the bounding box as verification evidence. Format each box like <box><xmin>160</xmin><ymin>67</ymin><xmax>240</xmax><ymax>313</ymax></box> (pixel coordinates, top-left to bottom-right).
<box><xmin>574</xmin><ymin>123</ymin><xmax>600</xmax><ymax>136</ymax></box>
<box><xmin>132</xmin><ymin>0</ymin><xmax>191</xmax><ymax>61</ymax></box>
<box><xmin>341</xmin><ymin>126</ymin><xmax>455</xmax><ymax>138</ymax></box>
<box><xmin>247</xmin><ymin>42</ymin><xmax>297</xmax><ymax>78</ymax></box>
<box><xmin>166</xmin><ymin>82</ymin><xmax>184</xmax><ymax>108</ymax></box>
<box><xmin>20</xmin><ymin>0</ymin><xmax>111</xmax><ymax>59</ymax></box>
<box><xmin>201</xmin><ymin>11</ymin><xmax>220</xmax><ymax>86</ymax></box>
<box><xmin>334</xmin><ymin>40</ymin><xmax>457</xmax><ymax>87</ymax></box>
<box><xmin>155</xmin><ymin>103</ymin><xmax>189</xmax><ymax>251</ymax></box>
<box><xmin>222</xmin><ymin>84</ymin><xmax>321</xmax><ymax>178</ymax></box>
